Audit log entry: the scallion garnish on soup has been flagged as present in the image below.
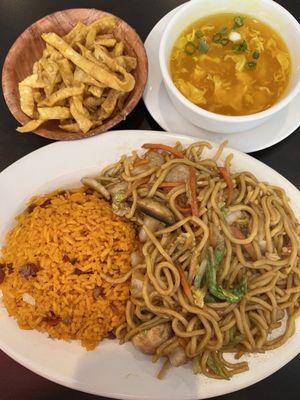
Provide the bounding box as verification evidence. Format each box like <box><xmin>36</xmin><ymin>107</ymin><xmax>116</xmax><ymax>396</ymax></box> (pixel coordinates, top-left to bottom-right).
<box><xmin>170</xmin><ymin>13</ymin><xmax>291</xmax><ymax>116</ymax></box>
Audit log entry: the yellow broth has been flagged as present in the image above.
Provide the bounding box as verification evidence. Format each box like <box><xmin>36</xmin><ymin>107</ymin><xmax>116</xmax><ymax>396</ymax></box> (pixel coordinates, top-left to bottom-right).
<box><xmin>170</xmin><ymin>13</ymin><xmax>291</xmax><ymax>116</ymax></box>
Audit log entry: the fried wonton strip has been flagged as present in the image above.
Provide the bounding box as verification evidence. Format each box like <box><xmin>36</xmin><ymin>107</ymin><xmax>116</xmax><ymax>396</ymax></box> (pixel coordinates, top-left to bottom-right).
<box><xmin>33</xmin><ymin>90</ymin><xmax>44</xmax><ymax>103</ymax></box>
<box><xmin>94</xmin><ymin>37</ymin><xmax>116</xmax><ymax>47</ymax></box>
<box><xmin>38</xmin><ymin>84</ymin><xmax>84</xmax><ymax>106</ymax></box>
<box><xmin>112</xmin><ymin>41</ymin><xmax>124</xmax><ymax>56</ymax></box>
<box><xmin>19</xmin><ymin>73</ymin><xmax>45</xmax><ymax>88</ymax></box>
<box><xmin>73</xmin><ymin>66</ymin><xmax>105</xmax><ymax>88</ymax></box>
<box><xmin>40</xmin><ymin>59</ymin><xmax>60</xmax><ymax>96</ymax></box>
<box><xmin>16</xmin><ymin>119</ymin><xmax>44</xmax><ymax>133</ymax></box>
<box><xmin>32</xmin><ymin>62</ymin><xmax>39</xmax><ymax>74</ymax></box>
<box><xmin>59</xmin><ymin>122</ymin><xmax>81</xmax><ymax>132</ymax></box>
<box><xmin>96</xmin><ymin>33</ymin><xmax>114</xmax><ymax>39</ymax></box>
<box><xmin>83</xmin><ymin>96</ymin><xmax>104</xmax><ymax>109</ymax></box>
<box><xmin>85</xmin><ymin>17</ymin><xmax>116</xmax><ymax>48</ymax></box>
<box><xmin>72</xmin><ymin>95</ymin><xmax>90</xmax><ymax>117</ymax></box>
<box><xmin>37</xmin><ymin>106</ymin><xmax>71</xmax><ymax>119</ymax></box>
<box><xmin>93</xmin><ymin>44</ymin><xmax>134</xmax><ymax>77</ymax></box>
<box><xmin>75</xmin><ymin>43</ymin><xmax>111</xmax><ymax>72</ymax></box>
<box><xmin>115</xmin><ymin>56</ymin><xmax>137</xmax><ymax>72</ymax></box>
<box><xmin>63</xmin><ymin>22</ymin><xmax>88</xmax><ymax>44</ymax></box>
<box><xmin>88</xmin><ymin>85</ymin><xmax>103</xmax><ymax>98</ymax></box>
<box><xmin>44</xmin><ymin>44</ymin><xmax>63</xmax><ymax>61</ymax></box>
<box><xmin>99</xmin><ymin>89</ymin><xmax>121</xmax><ymax>119</ymax></box>
<box><xmin>41</xmin><ymin>33</ymin><xmax>135</xmax><ymax>92</ymax></box>
<box><xmin>77</xmin><ymin>43</ymin><xmax>110</xmax><ymax>69</ymax></box>
<box><xmin>57</xmin><ymin>58</ymin><xmax>74</xmax><ymax>86</ymax></box>
<box><xmin>70</xmin><ymin>97</ymin><xmax>93</xmax><ymax>133</ymax></box>
<box><xmin>19</xmin><ymin>84</ymin><xmax>35</xmax><ymax>117</ymax></box>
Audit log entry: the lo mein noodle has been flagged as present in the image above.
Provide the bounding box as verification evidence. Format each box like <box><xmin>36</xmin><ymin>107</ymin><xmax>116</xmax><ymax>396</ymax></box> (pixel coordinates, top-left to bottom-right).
<box><xmin>83</xmin><ymin>140</ymin><xmax>300</xmax><ymax>379</ymax></box>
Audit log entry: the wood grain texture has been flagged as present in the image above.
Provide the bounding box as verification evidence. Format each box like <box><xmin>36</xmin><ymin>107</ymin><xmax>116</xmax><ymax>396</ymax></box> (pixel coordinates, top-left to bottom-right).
<box><xmin>1</xmin><ymin>8</ymin><xmax>148</xmax><ymax>140</ymax></box>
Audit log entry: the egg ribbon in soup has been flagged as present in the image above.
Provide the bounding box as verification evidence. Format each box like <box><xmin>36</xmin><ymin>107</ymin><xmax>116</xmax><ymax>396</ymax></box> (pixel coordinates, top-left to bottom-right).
<box><xmin>170</xmin><ymin>13</ymin><xmax>291</xmax><ymax>116</ymax></box>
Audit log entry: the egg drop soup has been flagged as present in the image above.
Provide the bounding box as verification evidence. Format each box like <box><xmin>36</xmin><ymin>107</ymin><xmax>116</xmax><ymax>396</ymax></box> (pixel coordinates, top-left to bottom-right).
<box><xmin>170</xmin><ymin>13</ymin><xmax>291</xmax><ymax>116</ymax></box>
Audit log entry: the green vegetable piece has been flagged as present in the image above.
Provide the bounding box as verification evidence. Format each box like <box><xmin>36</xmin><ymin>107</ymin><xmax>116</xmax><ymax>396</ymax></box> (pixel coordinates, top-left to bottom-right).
<box><xmin>214</xmin><ymin>247</ymin><xmax>224</xmax><ymax>266</ymax></box>
<box><xmin>111</xmin><ymin>191</ymin><xmax>126</xmax><ymax>213</ymax></box>
<box><xmin>232</xmin><ymin>40</ymin><xmax>247</xmax><ymax>53</ymax></box>
<box><xmin>232</xmin><ymin>276</ymin><xmax>248</xmax><ymax>297</ymax></box>
<box><xmin>205</xmin><ymin>246</ymin><xmax>247</xmax><ymax>303</ymax></box>
<box><xmin>194</xmin><ymin>273</ymin><xmax>202</xmax><ymax>289</ymax></box>
<box><xmin>233</xmin><ymin>16</ymin><xmax>244</xmax><ymax>29</ymax></box>
<box><xmin>252</xmin><ymin>51</ymin><xmax>260</xmax><ymax>59</ymax></box>
<box><xmin>199</xmin><ymin>40</ymin><xmax>210</xmax><ymax>53</ymax></box>
<box><xmin>220</xmin><ymin>38</ymin><xmax>229</xmax><ymax>46</ymax></box>
<box><xmin>245</xmin><ymin>61</ymin><xmax>257</xmax><ymax>70</ymax></box>
<box><xmin>207</xmin><ymin>354</ymin><xmax>230</xmax><ymax>380</ymax></box>
<box><xmin>220</xmin><ymin>205</ymin><xmax>229</xmax><ymax>217</ymax></box>
<box><xmin>194</xmin><ymin>259</ymin><xmax>207</xmax><ymax>289</ymax></box>
<box><xmin>192</xmin><ymin>287</ymin><xmax>206</xmax><ymax>307</ymax></box>
<box><xmin>204</xmin><ymin>293</ymin><xmax>218</xmax><ymax>303</ymax></box>
<box><xmin>184</xmin><ymin>41</ymin><xmax>196</xmax><ymax>55</ymax></box>
<box><xmin>210</xmin><ymin>285</ymin><xmax>244</xmax><ymax>303</ymax></box>
<box><xmin>195</xmin><ymin>30</ymin><xmax>203</xmax><ymax>39</ymax></box>
<box><xmin>213</xmin><ymin>33</ymin><xmax>222</xmax><ymax>43</ymax></box>
<box><xmin>219</xmin><ymin>26</ymin><xmax>228</xmax><ymax>35</ymax></box>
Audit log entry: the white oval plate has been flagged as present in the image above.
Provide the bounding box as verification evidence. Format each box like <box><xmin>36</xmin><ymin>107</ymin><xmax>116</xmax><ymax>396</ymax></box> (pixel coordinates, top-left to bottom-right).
<box><xmin>0</xmin><ymin>130</ymin><xmax>299</xmax><ymax>400</ymax></box>
<box><xmin>143</xmin><ymin>5</ymin><xmax>300</xmax><ymax>153</ymax></box>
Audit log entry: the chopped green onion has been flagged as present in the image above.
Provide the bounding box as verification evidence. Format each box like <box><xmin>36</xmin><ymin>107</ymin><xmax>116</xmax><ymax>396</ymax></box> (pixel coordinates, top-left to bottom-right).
<box><xmin>219</xmin><ymin>26</ymin><xmax>228</xmax><ymax>35</ymax></box>
<box><xmin>220</xmin><ymin>205</ymin><xmax>229</xmax><ymax>217</ymax></box>
<box><xmin>252</xmin><ymin>50</ymin><xmax>260</xmax><ymax>59</ymax></box>
<box><xmin>245</xmin><ymin>60</ymin><xmax>257</xmax><ymax>70</ymax></box>
<box><xmin>233</xmin><ymin>16</ymin><xmax>244</xmax><ymax>29</ymax></box>
<box><xmin>213</xmin><ymin>33</ymin><xmax>222</xmax><ymax>43</ymax></box>
<box><xmin>232</xmin><ymin>40</ymin><xmax>247</xmax><ymax>53</ymax></box>
<box><xmin>234</xmin><ymin>16</ymin><xmax>244</xmax><ymax>26</ymax></box>
<box><xmin>220</xmin><ymin>38</ymin><xmax>229</xmax><ymax>46</ymax></box>
<box><xmin>195</xmin><ymin>30</ymin><xmax>203</xmax><ymax>39</ymax></box>
<box><xmin>207</xmin><ymin>354</ymin><xmax>230</xmax><ymax>380</ymax></box>
<box><xmin>199</xmin><ymin>40</ymin><xmax>210</xmax><ymax>53</ymax></box>
<box><xmin>184</xmin><ymin>41</ymin><xmax>196</xmax><ymax>55</ymax></box>
<box><xmin>205</xmin><ymin>246</ymin><xmax>246</xmax><ymax>303</ymax></box>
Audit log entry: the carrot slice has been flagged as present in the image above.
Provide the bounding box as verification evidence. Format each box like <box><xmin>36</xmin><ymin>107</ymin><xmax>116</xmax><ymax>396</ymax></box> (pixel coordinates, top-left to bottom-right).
<box><xmin>188</xmin><ymin>167</ymin><xmax>199</xmax><ymax>217</ymax></box>
<box><xmin>219</xmin><ymin>166</ymin><xmax>233</xmax><ymax>206</ymax></box>
<box><xmin>133</xmin><ymin>158</ymin><xmax>148</xmax><ymax>167</ymax></box>
<box><xmin>176</xmin><ymin>266</ymin><xmax>192</xmax><ymax>300</ymax></box>
<box><xmin>158</xmin><ymin>182</ymin><xmax>183</xmax><ymax>188</ymax></box>
<box><xmin>142</xmin><ymin>143</ymin><xmax>184</xmax><ymax>158</ymax></box>
<box><xmin>230</xmin><ymin>225</ymin><xmax>257</xmax><ymax>260</ymax></box>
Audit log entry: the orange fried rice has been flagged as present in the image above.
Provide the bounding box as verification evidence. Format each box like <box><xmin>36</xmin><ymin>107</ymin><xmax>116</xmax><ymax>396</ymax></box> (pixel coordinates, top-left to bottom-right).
<box><xmin>0</xmin><ymin>188</ymin><xmax>136</xmax><ymax>350</ymax></box>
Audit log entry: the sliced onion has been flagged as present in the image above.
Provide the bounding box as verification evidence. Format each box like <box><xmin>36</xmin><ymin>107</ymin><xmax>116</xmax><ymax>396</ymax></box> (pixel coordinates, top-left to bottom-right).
<box><xmin>22</xmin><ymin>293</ymin><xmax>35</xmax><ymax>306</ymax></box>
<box><xmin>130</xmin><ymin>250</ymin><xmax>143</xmax><ymax>267</ymax></box>
<box><xmin>225</xmin><ymin>210</ymin><xmax>242</xmax><ymax>225</ymax></box>
<box><xmin>258</xmin><ymin>239</ymin><xmax>266</xmax><ymax>252</ymax></box>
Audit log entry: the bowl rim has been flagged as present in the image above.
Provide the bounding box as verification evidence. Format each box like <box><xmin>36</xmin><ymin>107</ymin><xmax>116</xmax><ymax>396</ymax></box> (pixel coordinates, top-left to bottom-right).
<box><xmin>1</xmin><ymin>7</ymin><xmax>148</xmax><ymax>141</ymax></box>
<box><xmin>159</xmin><ymin>0</ymin><xmax>300</xmax><ymax>123</ymax></box>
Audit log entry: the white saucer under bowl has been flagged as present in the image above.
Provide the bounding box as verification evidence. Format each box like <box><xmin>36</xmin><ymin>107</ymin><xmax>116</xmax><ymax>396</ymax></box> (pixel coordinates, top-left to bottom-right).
<box><xmin>143</xmin><ymin>5</ymin><xmax>300</xmax><ymax>153</ymax></box>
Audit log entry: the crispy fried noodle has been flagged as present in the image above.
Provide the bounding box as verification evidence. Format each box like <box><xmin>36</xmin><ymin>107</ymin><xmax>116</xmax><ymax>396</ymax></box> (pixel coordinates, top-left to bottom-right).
<box><xmin>83</xmin><ymin>140</ymin><xmax>300</xmax><ymax>379</ymax></box>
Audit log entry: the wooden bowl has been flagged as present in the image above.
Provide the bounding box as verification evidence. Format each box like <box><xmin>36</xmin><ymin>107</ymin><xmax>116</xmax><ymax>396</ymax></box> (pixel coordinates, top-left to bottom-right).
<box><xmin>2</xmin><ymin>8</ymin><xmax>148</xmax><ymax>140</ymax></box>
